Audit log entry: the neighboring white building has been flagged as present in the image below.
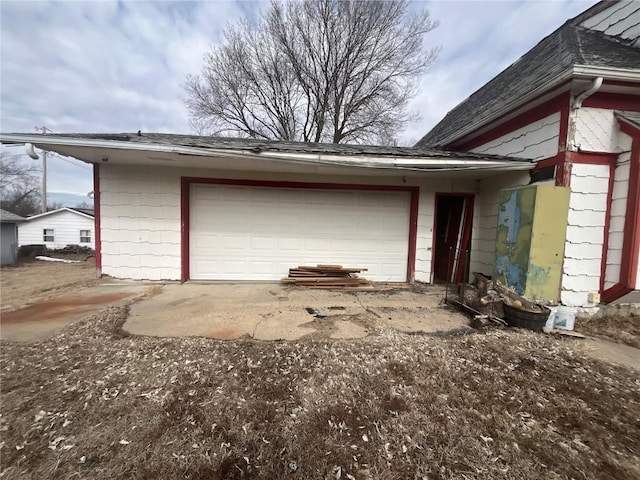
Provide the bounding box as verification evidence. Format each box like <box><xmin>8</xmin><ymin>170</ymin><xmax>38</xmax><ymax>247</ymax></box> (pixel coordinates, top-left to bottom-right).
<box><xmin>18</xmin><ymin>207</ymin><xmax>95</xmax><ymax>250</ymax></box>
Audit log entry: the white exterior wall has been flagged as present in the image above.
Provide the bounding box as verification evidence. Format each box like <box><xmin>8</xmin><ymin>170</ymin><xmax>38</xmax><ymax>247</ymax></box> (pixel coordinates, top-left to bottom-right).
<box><xmin>18</xmin><ymin>210</ymin><xmax>95</xmax><ymax>250</ymax></box>
<box><xmin>415</xmin><ymin>193</ymin><xmax>435</xmax><ymax>283</ymax></box>
<box><xmin>99</xmin><ymin>164</ymin><xmax>476</xmax><ymax>281</ymax></box>
<box><xmin>604</xmin><ymin>151</ymin><xmax>630</xmax><ymax>289</ymax></box>
<box><xmin>469</xmin><ymin>171</ymin><xmax>531</xmax><ymax>277</ymax></box>
<box><xmin>466</xmin><ymin>114</ymin><xmax>559</xmax><ymax>277</ymax></box>
<box><xmin>574</xmin><ymin>108</ymin><xmax>621</xmax><ymax>152</ymax></box>
<box><xmin>561</xmin><ymin>164</ymin><xmax>610</xmax><ymax>306</ymax></box>
<box><xmin>580</xmin><ymin>0</ymin><xmax>640</xmax><ymax>47</ymax></box>
<box><xmin>470</xmin><ymin>112</ymin><xmax>561</xmax><ymax>160</ymax></box>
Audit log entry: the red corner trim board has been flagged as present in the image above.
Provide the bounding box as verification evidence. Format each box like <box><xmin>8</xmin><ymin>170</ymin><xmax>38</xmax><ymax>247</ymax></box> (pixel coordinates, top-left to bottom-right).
<box><xmin>93</xmin><ymin>163</ymin><xmax>102</xmax><ymax>273</ymax></box>
<box><xmin>180</xmin><ymin>177</ymin><xmax>420</xmax><ymax>283</ymax></box>
<box><xmin>601</xmin><ymin>119</ymin><xmax>640</xmax><ymax>302</ymax></box>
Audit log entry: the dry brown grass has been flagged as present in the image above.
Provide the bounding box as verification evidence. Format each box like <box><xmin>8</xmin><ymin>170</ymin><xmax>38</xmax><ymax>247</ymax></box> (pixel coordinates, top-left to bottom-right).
<box><xmin>576</xmin><ymin>315</ymin><xmax>640</xmax><ymax>348</ymax></box>
<box><xmin>1</xmin><ymin>256</ymin><xmax>98</xmax><ymax>313</ymax></box>
<box><xmin>1</xmin><ymin>306</ymin><xmax>639</xmax><ymax>480</ymax></box>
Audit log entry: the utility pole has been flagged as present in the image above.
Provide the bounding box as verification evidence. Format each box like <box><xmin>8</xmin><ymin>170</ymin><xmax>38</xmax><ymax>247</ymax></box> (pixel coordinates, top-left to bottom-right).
<box><xmin>35</xmin><ymin>126</ymin><xmax>53</xmax><ymax>212</ymax></box>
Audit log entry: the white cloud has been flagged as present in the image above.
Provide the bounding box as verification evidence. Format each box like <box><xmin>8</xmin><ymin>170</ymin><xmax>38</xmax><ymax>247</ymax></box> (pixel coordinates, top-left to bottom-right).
<box><xmin>1</xmin><ymin>0</ymin><xmax>598</xmax><ymax>197</ymax></box>
<box><xmin>401</xmin><ymin>0</ymin><xmax>598</xmax><ymax>145</ymax></box>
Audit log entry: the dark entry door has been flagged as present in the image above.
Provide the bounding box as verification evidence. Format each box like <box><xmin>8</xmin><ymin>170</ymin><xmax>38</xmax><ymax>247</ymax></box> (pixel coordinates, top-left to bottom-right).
<box><xmin>433</xmin><ymin>193</ymin><xmax>474</xmax><ymax>283</ymax></box>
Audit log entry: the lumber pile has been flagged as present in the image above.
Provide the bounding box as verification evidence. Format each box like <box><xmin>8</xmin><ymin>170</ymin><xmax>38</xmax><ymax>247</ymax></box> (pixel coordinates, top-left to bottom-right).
<box><xmin>282</xmin><ymin>264</ymin><xmax>372</xmax><ymax>289</ymax></box>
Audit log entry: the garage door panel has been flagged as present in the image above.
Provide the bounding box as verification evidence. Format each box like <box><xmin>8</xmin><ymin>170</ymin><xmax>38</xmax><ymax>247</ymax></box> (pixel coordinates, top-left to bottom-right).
<box><xmin>250</xmin><ymin>236</ymin><xmax>277</xmax><ymax>250</ymax></box>
<box><xmin>190</xmin><ymin>184</ymin><xmax>409</xmax><ymax>281</ymax></box>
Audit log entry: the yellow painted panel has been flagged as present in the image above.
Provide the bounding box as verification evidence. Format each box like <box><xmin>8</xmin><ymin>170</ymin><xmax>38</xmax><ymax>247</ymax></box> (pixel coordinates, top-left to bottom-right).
<box><xmin>525</xmin><ymin>186</ymin><xmax>570</xmax><ymax>301</ymax></box>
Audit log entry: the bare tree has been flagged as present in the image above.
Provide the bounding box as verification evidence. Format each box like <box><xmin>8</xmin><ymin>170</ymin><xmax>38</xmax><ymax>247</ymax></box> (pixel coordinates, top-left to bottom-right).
<box><xmin>48</xmin><ymin>201</ymin><xmax>65</xmax><ymax>212</ymax></box>
<box><xmin>0</xmin><ymin>152</ymin><xmax>42</xmax><ymax>216</ymax></box>
<box><xmin>186</xmin><ymin>0</ymin><xmax>439</xmax><ymax>144</ymax></box>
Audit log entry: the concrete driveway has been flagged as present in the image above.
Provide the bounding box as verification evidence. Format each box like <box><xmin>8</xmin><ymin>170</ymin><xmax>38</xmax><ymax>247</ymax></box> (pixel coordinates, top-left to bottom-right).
<box><xmin>1</xmin><ymin>283</ymin><xmax>146</xmax><ymax>342</ymax></box>
<box><xmin>125</xmin><ymin>283</ymin><xmax>469</xmax><ymax>340</ymax></box>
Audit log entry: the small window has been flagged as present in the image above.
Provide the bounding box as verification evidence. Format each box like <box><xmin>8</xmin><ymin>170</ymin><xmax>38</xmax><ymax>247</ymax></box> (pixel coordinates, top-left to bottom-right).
<box><xmin>80</xmin><ymin>230</ymin><xmax>91</xmax><ymax>243</ymax></box>
<box><xmin>43</xmin><ymin>229</ymin><xmax>54</xmax><ymax>242</ymax></box>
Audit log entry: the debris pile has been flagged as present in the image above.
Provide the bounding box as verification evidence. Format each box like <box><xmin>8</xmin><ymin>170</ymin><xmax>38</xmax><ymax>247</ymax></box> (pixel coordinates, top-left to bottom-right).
<box><xmin>282</xmin><ymin>265</ymin><xmax>373</xmax><ymax>290</ymax></box>
<box><xmin>454</xmin><ymin>273</ymin><xmax>553</xmax><ymax>331</ymax></box>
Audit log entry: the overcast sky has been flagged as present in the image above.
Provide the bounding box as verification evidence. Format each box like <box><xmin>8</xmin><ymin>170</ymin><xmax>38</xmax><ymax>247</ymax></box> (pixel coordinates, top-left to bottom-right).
<box><xmin>0</xmin><ymin>0</ymin><xmax>596</xmax><ymax>204</ymax></box>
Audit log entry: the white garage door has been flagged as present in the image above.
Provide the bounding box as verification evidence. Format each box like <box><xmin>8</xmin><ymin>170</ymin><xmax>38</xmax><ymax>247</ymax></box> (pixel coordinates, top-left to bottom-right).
<box><xmin>189</xmin><ymin>184</ymin><xmax>410</xmax><ymax>281</ymax></box>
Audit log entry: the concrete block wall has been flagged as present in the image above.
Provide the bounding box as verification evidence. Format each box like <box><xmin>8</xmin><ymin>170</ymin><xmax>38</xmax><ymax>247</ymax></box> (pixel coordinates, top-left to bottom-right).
<box><xmin>99</xmin><ymin>164</ymin><xmax>476</xmax><ymax>281</ymax></box>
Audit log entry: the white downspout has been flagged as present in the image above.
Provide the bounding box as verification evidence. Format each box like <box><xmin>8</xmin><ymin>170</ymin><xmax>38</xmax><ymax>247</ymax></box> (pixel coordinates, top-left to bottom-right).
<box><xmin>569</xmin><ymin>77</ymin><xmax>604</xmax><ymax>152</ymax></box>
<box><xmin>572</xmin><ymin>76</ymin><xmax>603</xmax><ymax>110</ymax></box>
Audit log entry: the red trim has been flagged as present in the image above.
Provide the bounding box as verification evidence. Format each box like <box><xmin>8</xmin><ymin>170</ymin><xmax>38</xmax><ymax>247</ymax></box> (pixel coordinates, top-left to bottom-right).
<box><xmin>601</xmin><ymin>119</ymin><xmax>640</xmax><ymax>302</ymax></box>
<box><xmin>407</xmin><ymin>191</ymin><xmax>419</xmax><ymax>282</ymax></box>
<box><xmin>582</xmin><ymin>92</ymin><xmax>640</xmax><ymax>111</ymax></box>
<box><xmin>457</xmin><ymin>91</ymin><xmax>570</xmax><ymax>151</ymax></box>
<box><xmin>533</xmin><ymin>154</ymin><xmax>562</xmax><ymax>183</ymax></box>
<box><xmin>180</xmin><ymin>177</ymin><xmax>420</xmax><ymax>283</ymax></box>
<box><xmin>180</xmin><ymin>178</ymin><xmax>190</xmax><ymax>283</ymax></box>
<box><xmin>619</xmin><ymin>122</ymin><xmax>640</xmax><ymax>290</ymax></box>
<box><xmin>602</xmin><ymin>284</ymin><xmax>634</xmax><ymax>304</ymax></box>
<box><xmin>430</xmin><ymin>193</ymin><xmax>439</xmax><ymax>281</ymax></box>
<box><xmin>457</xmin><ymin>194</ymin><xmax>475</xmax><ymax>283</ymax></box>
<box><xmin>570</xmin><ymin>152</ymin><xmax>619</xmax><ymax>165</ymax></box>
<box><xmin>535</xmin><ymin>155</ymin><xmax>562</xmax><ymax>169</ymax></box>
<box><xmin>558</xmin><ymin>101</ymin><xmax>571</xmax><ymax>187</ymax></box>
<box><xmin>182</xmin><ymin>177</ymin><xmax>418</xmax><ymax>192</ymax></box>
<box><xmin>430</xmin><ymin>192</ymin><xmax>475</xmax><ymax>283</ymax></box>
<box><xmin>602</xmin><ymin>80</ymin><xmax>640</xmax><ymax>88</ymax></box>
<box><xmin>93</xmin><ymin>164</ymin><xmax>101</xmax><ymax>273</ymax></box>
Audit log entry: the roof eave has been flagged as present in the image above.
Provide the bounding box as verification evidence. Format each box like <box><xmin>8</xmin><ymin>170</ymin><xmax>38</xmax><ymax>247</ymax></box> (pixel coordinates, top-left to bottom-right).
<box><xmin>24</xmin><ymin>207</ymin><xmax>94</xmax><ymax>221</ymax></box>
<box><xmin>0</xmin><ymin>133</ymin><xmax>533</xmax><ymax>173</ymax></box>
<box><xmin>432</xmin><ymin>65</ymin><xmax>640</xmax><ymax>148</ymax></box>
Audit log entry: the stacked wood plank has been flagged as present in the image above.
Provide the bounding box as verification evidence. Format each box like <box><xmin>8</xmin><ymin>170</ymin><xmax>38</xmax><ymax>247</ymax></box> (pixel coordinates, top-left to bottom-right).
<box><xmin>281</xmin><ymin>265</ymin><xmax>372</xmax><ymax>289</ymax></box>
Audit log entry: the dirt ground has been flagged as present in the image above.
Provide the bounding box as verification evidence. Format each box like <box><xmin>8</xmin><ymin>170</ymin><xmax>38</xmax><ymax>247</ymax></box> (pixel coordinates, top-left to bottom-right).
<box><xmin>1</xmin><ymin>300</ymin><xmax>639</xmax><ymax>479</ymax></box>
<box><xmin>576</xmin><ymin>315</ymin><xmax>640</xmax><ymax>349</ymax></box>
<box><xmin>1</xmin><ymin>257</ymin><xmax>99</xmax><ymax>313</ymax></box>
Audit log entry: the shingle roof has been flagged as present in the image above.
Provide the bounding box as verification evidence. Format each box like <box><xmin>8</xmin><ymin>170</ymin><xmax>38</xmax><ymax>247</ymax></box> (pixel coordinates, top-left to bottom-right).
<box><xmin>416</xmin><ymin>14</ymin><xmax>640</xmax><ymax>148</ymax></box>
<box><xmin>70</xmin><ymin>207</ymin><xmax>94</xmax><ymax>217</ymax></box>
<box><xmin>0</xmin><ymin>208</ymin><xmax>26</xmax><ymax>223</ymax></box>
<box><xmin>23</xmin><ymin>132</ymin><xmax>529</xmax><ymax>163</ymax></box>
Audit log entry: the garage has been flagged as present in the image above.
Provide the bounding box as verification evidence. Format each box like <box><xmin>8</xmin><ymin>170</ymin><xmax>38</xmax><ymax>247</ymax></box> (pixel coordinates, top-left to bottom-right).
<box><xmin>188</xmin><ymin>182</ymin><xmax>412</xmax><ymax>281</ymax></box>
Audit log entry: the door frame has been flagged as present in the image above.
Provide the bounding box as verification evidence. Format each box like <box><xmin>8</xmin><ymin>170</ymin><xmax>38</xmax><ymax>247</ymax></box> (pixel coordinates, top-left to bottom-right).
<box><xmin>431</xmin><ymin>192</ymin><xmax>475</xmax><ymax>284</ymax></box>
<box><xmin>180</xmin><ymin>177</ymin><xmax>419</xmax><ymax>283</ymax></box>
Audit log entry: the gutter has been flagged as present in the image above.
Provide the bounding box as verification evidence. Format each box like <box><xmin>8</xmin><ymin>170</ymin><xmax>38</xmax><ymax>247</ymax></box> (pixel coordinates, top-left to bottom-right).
<box><xmin>0</xmin><ymin>133</ymin><xmax>533</xmax><ymax>173</ymax></box>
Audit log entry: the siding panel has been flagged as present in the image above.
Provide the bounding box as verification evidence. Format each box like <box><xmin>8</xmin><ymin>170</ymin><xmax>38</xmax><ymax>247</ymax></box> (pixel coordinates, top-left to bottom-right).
<box><xmin>580</xmin><ymin>0</ymin><xmax>640</xmax><ymax>45</ymax></box>
<box><xmin>605</xmin><ymin>150</ymin><xmax>632</xmax><ymax>288</ymax></box>
<box><xmin>469</xmin><ymin>172</ymin><xmax>531</xmax><ymax>276</ymax></box>
<box><xmin>561</xmin><ymin>164</ymin><xmax>609</xmax><ymax>306</ymax></box>
<box><xmin>471</xmin><ymin>113</ymin><xmax>560</xmax><ymax>160</ymax></box>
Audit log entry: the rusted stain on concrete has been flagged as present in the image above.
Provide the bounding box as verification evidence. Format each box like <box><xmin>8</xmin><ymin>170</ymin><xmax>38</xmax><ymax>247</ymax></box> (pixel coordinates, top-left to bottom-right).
<box><xmin>205</xmin><ymin>327</ymin><xmax>244</xmax><ymax>340</ymax></box>
<box><xmin>1</xmin><ymin>292</ymin><xmax>131</xmax><ymax>324</ymax></box>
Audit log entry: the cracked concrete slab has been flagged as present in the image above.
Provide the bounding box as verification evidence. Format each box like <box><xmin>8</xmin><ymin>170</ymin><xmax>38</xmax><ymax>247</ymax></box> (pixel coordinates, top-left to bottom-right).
<box><xmin>124</xmin><ymin>283</ymin><xmax>469</xmax><ymax>340</ymax></box>
<box><xmin>1</xmin><ymin>284</ymin><xmax>145</xmax><ymax>342</ymax></box>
